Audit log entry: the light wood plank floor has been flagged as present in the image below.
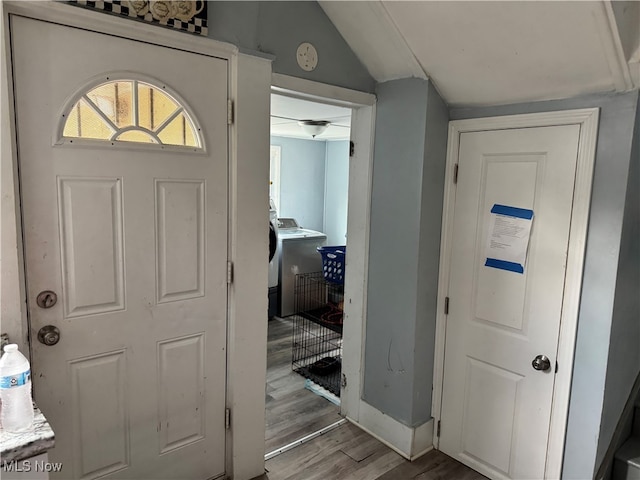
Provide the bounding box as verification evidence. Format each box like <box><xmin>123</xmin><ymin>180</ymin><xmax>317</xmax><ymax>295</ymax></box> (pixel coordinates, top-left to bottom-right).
<box><xmin>264</xmin><ymin>317</ymin><xmax>486</xmax><ymax>479</ymax></box>
<box><xmin>266</xmin><ymin>316</ymin><xmax>342</xmax><ymax>453</ymax></box>
<box><xmin>256</xmin><ymin>421</ymin><xmax>487</xmax><ymax>480</ymax></box>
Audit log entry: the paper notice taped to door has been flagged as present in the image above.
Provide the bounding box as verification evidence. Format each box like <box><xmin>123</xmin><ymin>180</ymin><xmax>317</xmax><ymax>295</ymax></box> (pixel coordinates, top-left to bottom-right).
<box><xmin>484</xmin><ymin>204</ymin><xmax>534</xmax><ymax>274</ymax></box>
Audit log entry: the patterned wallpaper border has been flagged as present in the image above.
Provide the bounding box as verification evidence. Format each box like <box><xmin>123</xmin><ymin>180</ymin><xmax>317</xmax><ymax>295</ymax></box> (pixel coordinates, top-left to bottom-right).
<box><xmin>69</xmin><ymin>1</ymin><xmax>208</xmax><ymax>36</ymax></box>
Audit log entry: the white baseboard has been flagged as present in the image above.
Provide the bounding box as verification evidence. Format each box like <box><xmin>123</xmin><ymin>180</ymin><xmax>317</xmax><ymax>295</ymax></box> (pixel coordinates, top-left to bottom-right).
<box><xmin>348</xmin><ymin>401</ymin><xmax>434</xmax><ymax>460</ymax></box>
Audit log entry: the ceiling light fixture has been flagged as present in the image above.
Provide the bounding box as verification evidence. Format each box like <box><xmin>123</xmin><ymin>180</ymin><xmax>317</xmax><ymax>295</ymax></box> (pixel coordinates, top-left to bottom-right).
<box><xmin>298</xmin><ymin>120</ymin><xmax>331</xmax><ymax>138</ymax></box>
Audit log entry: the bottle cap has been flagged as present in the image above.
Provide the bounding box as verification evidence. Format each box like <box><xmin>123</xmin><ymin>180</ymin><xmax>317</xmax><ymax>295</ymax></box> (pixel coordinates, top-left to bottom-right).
<box><xmin>3</xmin><ymin>344</ymin><xmax>18</xmax><ymax>353</ymax></box>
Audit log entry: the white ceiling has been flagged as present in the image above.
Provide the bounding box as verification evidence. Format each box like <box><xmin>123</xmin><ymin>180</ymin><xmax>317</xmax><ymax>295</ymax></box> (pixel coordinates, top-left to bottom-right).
<box><xmin>270</xmin><ymin>94</ymin><xmax>352</xmax><ymax>140</ymax></box>
<box><xmin>320</xmin><ymin>1</ymin><xmax>640</xmax><ymax>107</ymax></box>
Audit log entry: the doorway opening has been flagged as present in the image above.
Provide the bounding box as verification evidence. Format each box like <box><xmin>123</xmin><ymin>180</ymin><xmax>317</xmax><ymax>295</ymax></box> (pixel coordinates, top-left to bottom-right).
<box><xmin>265</xmin><ymin>92</ymin><xmax>351</xmax><ymax>456</ymax></box>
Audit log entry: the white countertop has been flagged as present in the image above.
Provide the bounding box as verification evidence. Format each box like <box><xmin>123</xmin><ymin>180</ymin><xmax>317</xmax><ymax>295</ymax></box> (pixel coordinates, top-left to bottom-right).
<box><xmin>0</xmin><ymin>403</ymin><xmax>55</xmax><ymax>463</ymax></box>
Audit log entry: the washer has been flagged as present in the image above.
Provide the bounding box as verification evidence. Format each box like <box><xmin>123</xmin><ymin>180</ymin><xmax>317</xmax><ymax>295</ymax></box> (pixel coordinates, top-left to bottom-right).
<box><xmin>268</xmin><ymin>199</ymin><xmax>279</xmax><ymax>318</ymax></box>
<box><xmin>277</xmin><ymin>218</ymin><xmax>327</xmax><ymax>317</ymax></box>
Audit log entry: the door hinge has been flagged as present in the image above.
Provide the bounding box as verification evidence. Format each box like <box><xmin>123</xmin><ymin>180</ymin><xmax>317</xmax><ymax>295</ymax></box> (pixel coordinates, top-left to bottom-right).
<box><xmin>349</xmin><ymin>141</ymin><xmax>355</xmax><ymax>157</ymax></box>
<box><xmin>555</xmin><ymin>361</ymin><xmax>559</xmax><ymax>373</ymax></box>
<box><xmin>444</xmin><ymin>297</ymin><xmax>450</xmax><ymax>315</ymax></box>
<box><xmin>453</xmin><ymin>164</ymin><xmax>459</xmax><ymax>184</ymax></box>
<box><xmin>225</xmin><ymin>408</ymin><xmax>231</xmax><ymax>429</ymax></box>
<box><xmin>227</xmin><ymin>261</ymin><xmax>234</xmax><ymax>284</ymax></box>
<box><xmin>437</xmin><ymin>420</ymin><xmax>441</xmax><ymax>437</ymax></box>
<box><xmin>227</xmin><ymin>99</ymin><xmax>234</xmax><ymax>125</ymax></box>
<box><xmin>341</xmin><ymin>373</ymin><xmax>347</xmax><ymax>388</ymax></box>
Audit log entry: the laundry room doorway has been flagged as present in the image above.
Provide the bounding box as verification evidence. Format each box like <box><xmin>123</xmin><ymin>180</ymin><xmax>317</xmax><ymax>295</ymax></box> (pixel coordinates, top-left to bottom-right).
<box><xmin>264</xmin><ymin>75</ymin><xmax>376</xmax><ymax>459</ymax></box>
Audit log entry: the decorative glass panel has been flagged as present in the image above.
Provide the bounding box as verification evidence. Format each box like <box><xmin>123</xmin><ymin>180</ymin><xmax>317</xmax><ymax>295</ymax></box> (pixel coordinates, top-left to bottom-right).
<box><xmin>86</xmin><ymin>81</ymin><xmax>133</xmax><ymax>128</ymax></box>
<box><xmin>63</xmin><ymin>98</ymin><xmax>115</xmax><ymax>140</ymax></box>
<box><xmin>116</xmin><ymin>130</ymin><xmax>156</xmax><ymax>144</ymax></box>
<box><xmin>158</xmin><ymin>112</ymin><xmax>198</xmax><ymax>147</ymax></box>
<box><xmin>137</xmin><ymin>83</ymin><xmax>178</xmax><ymax>131</ymax></box>
<box><xmin>61</xmin><ymin>79</ymin><xmax>202</xmax><ymax>149</ymax></box>
<box><xmin>137</xmin><ymin>83</ymin><xmax>154</xmax><ymax>131</ymax></box>
<box><xmin>184</xmin><ymin>121</ymin><xmax>197</xmax><ymax>147</ymax></box>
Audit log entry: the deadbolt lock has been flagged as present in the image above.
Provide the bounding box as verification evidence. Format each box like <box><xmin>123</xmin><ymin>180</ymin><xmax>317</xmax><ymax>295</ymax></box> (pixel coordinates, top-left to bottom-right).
<box><xmin>36</xmin><ymin>290</ymin><xmax>57</xmax><ymax>309</ymax></box>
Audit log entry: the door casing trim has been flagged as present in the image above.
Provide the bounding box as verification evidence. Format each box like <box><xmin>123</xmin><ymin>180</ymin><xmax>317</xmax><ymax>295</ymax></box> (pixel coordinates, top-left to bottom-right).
<box><xmin>431</xmin><ymin>108</ymin><xmax>599</xmax><ymax>478</ymax></box>
<box><xmin>269</xmin><ymin>73</ymin><xmax>376</xmax><ymax>432</ymax></box>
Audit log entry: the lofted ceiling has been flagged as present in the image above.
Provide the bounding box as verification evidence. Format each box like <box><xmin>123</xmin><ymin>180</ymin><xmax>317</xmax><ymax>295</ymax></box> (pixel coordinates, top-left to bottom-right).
<box><xmin>319</xmin><ymin>1</ymin><xmax>640</xmax><ymax>107</ymax></box>
<box><xmin>270</xmin><ymin>94</ymin><xmax>352</xmax><ymax>140</ymax></box>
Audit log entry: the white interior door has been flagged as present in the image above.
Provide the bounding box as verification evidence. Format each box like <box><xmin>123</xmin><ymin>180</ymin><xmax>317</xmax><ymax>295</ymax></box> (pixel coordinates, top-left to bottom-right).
<box><xmin>12</xmin><ymin>16</ymin><xmax>228</xmax><ymax>479</ymax></box>
<box><xmin>439</xmin><ymin>125</ymin><xmax>581</xmax><ymax>479</ymax></box>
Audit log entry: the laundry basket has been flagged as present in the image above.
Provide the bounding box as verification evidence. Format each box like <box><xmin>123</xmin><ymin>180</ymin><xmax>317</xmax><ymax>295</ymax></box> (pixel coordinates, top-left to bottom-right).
<box><xmin>317</xmin><ymin>246</ymin><xmax>346</xmax><ymax>285</ymax></box>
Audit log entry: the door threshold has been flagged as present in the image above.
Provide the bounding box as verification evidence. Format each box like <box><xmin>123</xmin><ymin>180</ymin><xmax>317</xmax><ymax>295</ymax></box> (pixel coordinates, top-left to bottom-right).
<box><xmin>264</xmin><ymin>418</ymin><xmax>347</xmax><ymax>461</ymax></box>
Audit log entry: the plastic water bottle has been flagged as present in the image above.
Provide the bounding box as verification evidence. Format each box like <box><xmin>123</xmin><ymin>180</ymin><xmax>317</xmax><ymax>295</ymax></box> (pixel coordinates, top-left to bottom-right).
<box><xmin>0</xmin><ymin>344</ymin><xmax>34</xmax><ymax>432</ymax></box>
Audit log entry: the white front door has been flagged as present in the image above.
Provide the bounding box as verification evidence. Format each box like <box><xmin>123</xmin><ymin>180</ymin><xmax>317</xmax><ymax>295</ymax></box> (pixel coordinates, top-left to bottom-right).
<box><xmin>12</xmin><ymin>16</ymin><xmax>228</xmax><ymax>479</ymax></box>
<box><xmin>439</xmin><ymin>125</ymin><xmax>581</xmax><ymax>479</ymax></box>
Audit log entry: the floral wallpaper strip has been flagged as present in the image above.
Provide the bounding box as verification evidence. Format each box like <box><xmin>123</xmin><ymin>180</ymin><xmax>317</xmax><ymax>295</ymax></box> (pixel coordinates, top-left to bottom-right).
<box><xmin>68</xmin><ymin>0</ymin><xmax>208</xmax><ymax>36</ymax></box>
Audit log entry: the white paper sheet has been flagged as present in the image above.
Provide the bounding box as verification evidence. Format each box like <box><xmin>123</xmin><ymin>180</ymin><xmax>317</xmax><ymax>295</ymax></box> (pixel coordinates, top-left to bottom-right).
<box><xmin>484</xmin><ymin>204</ymin><xmax>534</xmax><ymax>273</ymax></box>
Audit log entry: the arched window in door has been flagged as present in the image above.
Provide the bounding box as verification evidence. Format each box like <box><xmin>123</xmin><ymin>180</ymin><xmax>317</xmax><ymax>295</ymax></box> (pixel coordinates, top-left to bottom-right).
<box><xmin>60</xmin><ymin>78</ymin><xmax>202</xmax><ymax>148</ymax></box>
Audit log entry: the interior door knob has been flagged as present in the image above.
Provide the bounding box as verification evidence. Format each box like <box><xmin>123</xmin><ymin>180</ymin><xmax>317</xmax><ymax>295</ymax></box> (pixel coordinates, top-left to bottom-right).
<box><xmin>38</xmin><ymin>325</ymin><xmax>60</xmax><ymax>346</ymax></box>
<box><xmin>532</xmin><ymin>355</ymin><xmax>551</xmax><ymax>371</ymax></box>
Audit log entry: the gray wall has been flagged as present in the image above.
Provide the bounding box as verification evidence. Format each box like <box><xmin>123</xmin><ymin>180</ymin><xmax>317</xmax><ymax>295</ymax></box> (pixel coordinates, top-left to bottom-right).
<box><xmin>599</xmin><ymin>92</ymin><xmax>640</xmax><ymax>467</ymax></box>
<box><xmin>363</xmin><ymin>78</ymin><xmax>448</xmax><ymax>427</ymax></box>
<box><xmin>324</xmin><ymin>140</ymin><xmax>349</xmax><ymax>246</ymax></box>
<box><xmin>414</xmin><ymin>82</ymin><xmax>449</xmax><ymax>422</ymax></box>
<box><xmin>271</xmin><ymin>136</ymin><xmax>326</xmax><ymax>232</ymax></box>
<box><xmin>450</xmin><ymin>90</ymin><xmax>640</xmax><ymax>479</ymax></box>
<box><xmin>208</xmin><ymin>2</ymin><xmax>375</xmax><ymax>93</ymax></box>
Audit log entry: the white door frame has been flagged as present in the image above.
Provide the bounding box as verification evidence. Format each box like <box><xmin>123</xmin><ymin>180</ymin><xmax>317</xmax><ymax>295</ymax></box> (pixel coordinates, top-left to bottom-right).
<box><xmin>270</xmin><ymin>73</ymin><xmax>376</xmax><ymax>426</ymax></box>
<box><xmin>2</xmin><ymin>3</ymin><xmax>272</xmax><ymax>479</ymax></box>
<box><xmin>431</xmin><ymin>109</ymin><xmax>599</xmax><ymax>478</ymax></box>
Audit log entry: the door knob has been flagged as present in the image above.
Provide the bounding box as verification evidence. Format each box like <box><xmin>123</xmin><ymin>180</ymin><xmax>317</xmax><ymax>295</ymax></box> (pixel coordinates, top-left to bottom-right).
<box><xmin>532</xmin><ymin>355</ymin><xmax>551</xmax><ymax>371</ymax></box>
<box><xmin>38</xmin><ymin>325</ymin><xmax>60</xmax><ymax>346</ymax></box>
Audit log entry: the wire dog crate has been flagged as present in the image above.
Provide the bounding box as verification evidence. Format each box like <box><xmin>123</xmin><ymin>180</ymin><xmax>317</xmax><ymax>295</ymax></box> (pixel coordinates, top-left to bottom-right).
<box><xmin>291</xmin><ymin>272</ymin><xmax>344</xmax><ymax>396</ymax></box>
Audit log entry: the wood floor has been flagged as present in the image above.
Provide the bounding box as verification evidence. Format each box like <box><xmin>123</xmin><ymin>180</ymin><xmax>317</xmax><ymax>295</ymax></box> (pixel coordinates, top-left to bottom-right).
<box><xmin>265</xmin><ymin>316</ymin><xmax>342</xmax><ymax>453</ymax></box>
<box><xmin>263</xmin><ymin>317</ymin><xmax>487</xmax><ymax>480</ymax></box>
<box><xmin>257</xmin><ymin>421</ymin><xmax>487</xmax><ymax>480</ymax></box>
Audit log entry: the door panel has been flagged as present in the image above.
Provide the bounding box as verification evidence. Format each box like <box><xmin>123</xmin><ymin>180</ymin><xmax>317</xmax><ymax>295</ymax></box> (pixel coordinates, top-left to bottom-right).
<box><xmin>155</xmin><ymin>179</ymin><xmax>206</xmax><ymax>302</ymax></box>
<box><xmin>157</xmin><ymin>334</ymin><xmax>205</xmax><ymax>453</ymax></box>
<box><xmin>58</xmin><ymin>177</ymin><xmax>126</xmax><ymax>317</ymax></box>
<box><xmin>69</xmin><ymin>350</ymin><xmax>129</xmax><ymax>478</ymax></box>
<box><xmin>12</xmin><ymin>16</ymin><xmax>228</xmax><ymax>479</ymax></box>
<box><xmin>462</xmin><ymin>358</ymin><xmax>522</xmax><ymax>474</ymax></box>
<box><xmin>440</xmin><ymin>125</ymin><xmax>581</xmax><ymax>479</ymax></box>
